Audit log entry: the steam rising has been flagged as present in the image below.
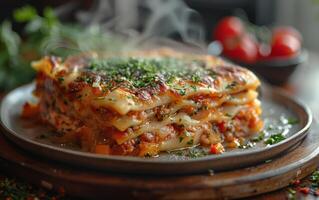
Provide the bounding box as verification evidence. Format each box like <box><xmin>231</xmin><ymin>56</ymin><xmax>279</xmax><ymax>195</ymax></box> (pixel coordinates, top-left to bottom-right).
<box><xmin>44</xmin><ymin>0</ymin><xmax>206</xmax><ymax>55</ymax></box>
<box><xmin>138</xmin><ymin>0</ymin><xmax>205</xmax><ymax>47</ymax></box>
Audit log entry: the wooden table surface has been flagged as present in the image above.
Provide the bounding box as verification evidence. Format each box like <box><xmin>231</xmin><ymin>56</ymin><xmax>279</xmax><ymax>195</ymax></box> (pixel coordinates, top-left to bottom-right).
<box><xmin>248</xmin><ymin>51</ymin><xmax>319</xmax><ymax>200</ymax></box>
<box><xmin>1</xmin><ymin>51</ymin><xmax>319</xmax><ymax>200</ymax></box>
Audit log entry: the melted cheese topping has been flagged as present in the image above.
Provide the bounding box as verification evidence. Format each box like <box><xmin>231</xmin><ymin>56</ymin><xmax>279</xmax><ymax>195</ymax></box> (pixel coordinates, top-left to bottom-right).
<box><xmin>32</xmin><ymin>48</ymin><xmax>260</xmax><ymax>116</ymax></box>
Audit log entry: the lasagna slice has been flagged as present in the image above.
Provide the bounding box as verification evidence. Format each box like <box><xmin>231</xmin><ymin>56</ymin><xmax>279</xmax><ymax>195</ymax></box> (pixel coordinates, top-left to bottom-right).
<box><xmin>22</xmin><ymin>48</ymin><xmax>263</xmax><ymax>156</ymax></box>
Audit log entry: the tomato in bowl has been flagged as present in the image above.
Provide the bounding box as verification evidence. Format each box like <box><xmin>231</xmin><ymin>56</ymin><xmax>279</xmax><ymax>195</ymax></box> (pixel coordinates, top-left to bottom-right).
<box><xmin>212</xmin><ymin>16</ymin><xmax>307</xmax><ymax>85</ymax></box>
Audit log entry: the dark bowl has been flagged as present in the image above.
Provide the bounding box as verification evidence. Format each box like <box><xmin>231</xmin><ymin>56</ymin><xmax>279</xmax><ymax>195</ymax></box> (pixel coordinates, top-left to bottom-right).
<box><xmin>224</xmin><ymin>50</ymin><xmax>308</xmax><ymax>86</ymax></box>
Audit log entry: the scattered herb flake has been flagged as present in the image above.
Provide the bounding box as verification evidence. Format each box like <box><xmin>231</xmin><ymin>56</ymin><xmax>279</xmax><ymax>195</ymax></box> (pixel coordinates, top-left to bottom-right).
<box><xmin>250</xmin><ymin>131</ymin><xmax>265</xmax><ymax>142</ymax></box>
<box><xmin>287</xmin><ymin>117</ymin><xmax>299</xmax><ymax>125</ymax></box>
<box><xmin>178</xmin><ymin>88</ymin><xmax>186</xmax><ymax>96</ymax></box>
<box><xmin>287</xmin><ymin>188</ymin><xmax>296</xmax><ymax>200</ymax></box>
<box><xmin>188</xmin><ymin>147</ymin><xmax>208</xmax><ymax>158</ymax></box>
<box><xmin>190</xmin><ymin>85</ymin><xmax>197</xmax><ymax>91</ymax></box>
<box><xmin>187</xmin><ymin>139</ymin><xmax>194</xmax><ymax>145</ymax></box>
<box><xmin>226</xmin><ymin>81</ymin><xmax>237</xmax><ymax>89</ymax></box>
<box><xmin>191</xmin><ymin>74</ymin><xmax>201</xmax><ymax>83</ymax></box>
<box><xmin>265</xmin><ymin>133</ymin><xmax>286</xmax><ymax>145</ymax></box>
<box><xmin>169</xmin><ymin>147</ymin><xmax>208</xmax><ymax>158</ymax></box>
<box><xmin>88</xmin><ymin>57</ymin><xmax>219</xmax><ymax>90</ymax></box>
<box><xmin>310</xmin><ymin>170</ymin><xmax>319</xmax><ymax>184</ymax></box>
<box><xmin>57</xmin><ymin>77</ymin><xmax>64</xmax><ymax>83</ymax></box>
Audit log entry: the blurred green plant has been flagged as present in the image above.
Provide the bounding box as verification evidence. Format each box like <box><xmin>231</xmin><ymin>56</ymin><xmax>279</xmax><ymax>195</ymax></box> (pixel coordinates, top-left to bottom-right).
<box><xmin>0</xmin><ymin>5</ymin><xmax>124</xmax><ymax>91</ymax></box>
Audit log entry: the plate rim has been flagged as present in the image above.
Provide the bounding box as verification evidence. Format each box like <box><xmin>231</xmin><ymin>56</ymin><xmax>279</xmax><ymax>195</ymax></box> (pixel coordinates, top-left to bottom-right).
<box><xmin>0</xmin><ymin>83</ymin><xmax>313</xmax><ymax>165</ymax></box>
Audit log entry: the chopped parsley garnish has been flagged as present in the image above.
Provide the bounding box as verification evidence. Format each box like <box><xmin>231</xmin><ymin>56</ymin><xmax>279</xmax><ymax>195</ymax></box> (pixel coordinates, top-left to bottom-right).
<box><xmin>191</xmin><ymin>74</ymin><xmax>201</xmax><ymax>83</ymax></box>
<box><xmin>310</xmin><ymin>170</ymin><xmax>319</xmax><ymax>184</ymax></box>
<box><xmin>177</xmin><ymin>88</ymin><xmax>186</xmax><ymax>96</ymax></box>
<box><xmin>57</xmin><ymin>77</ymin><xmax>64</xmax><ymax>83</ymax></box>
<box><xmin>226</xmin><ymin>81</ymin><xmax>237</xmax><ymax>89</ymax></box>
<box><xmin>187</xmin><ymin>139</ymin><xmax>194</xmax><ymax>145</ymax></box>
<box><xmin>169</xmin><ymin>147</ymin><xmax>208</xmax><ymax>158</ymax></box>
<box><xmin>287</xmin><ymin>117</ymin><xmax>299</xmax><ymax>125</ymax></box>
<box><xmin>179</xmin><ymin>136</ymin><xmax>184</xmax><ymax>143</ymax></box>
<box><xmin>188</xmin><ymin>147</ymin><xmax>208</xmax><ymax>158</ymax></box>
<box><xmin>191</xmin><ymin>85</ymin><xmax>198</xmax><ymax>91</ymax></box>
<box><xmin>79</xmin><ymin>76</ymin><xmax>94</xmax><ymax>84</ymax></box>
<box><xmin>250</xmin><ymin>131</ymin><xmax>265</xmax><ymax>142</ymax></box>
<box><xmin>87</xmin><ymin>57</ymin><xmax>218</xmax><ymax>89</ymax></box>
<box><xmin>265</xmin><ymin>133</ymin><xmax>286</xmax><ymax>145</ymax></box>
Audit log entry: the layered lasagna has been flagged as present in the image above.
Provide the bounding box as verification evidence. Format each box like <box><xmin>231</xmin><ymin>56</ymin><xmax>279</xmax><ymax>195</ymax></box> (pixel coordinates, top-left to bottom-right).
<box><xmin>22</xmin><ymin>48</ymin><xmax>263</xmax><ymax>156</ymax></box>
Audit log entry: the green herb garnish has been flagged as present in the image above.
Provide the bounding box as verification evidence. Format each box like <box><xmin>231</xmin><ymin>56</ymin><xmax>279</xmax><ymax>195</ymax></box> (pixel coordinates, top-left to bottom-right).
<box><xmin>226</xmin><ymin>81</ymin><xmax>237</xmax><ymax>89</ymax></box>
<box><xmin>191</xmin><ymin>74</ymin><xmax>201</xmax><ymax>83</ymax></box>
<box><xmin>265</xmin><ymin>133</ymin><xmax>286</xmax><ymax>145</ymax></box>
<box><xmin>191</xmin><ymin>85</ymin><xmax>198</xmax><ymax>91</ymax></box>
<box><xmin>187</xmin><ymin>139</ymin><xmax>194</xmax><ymax>145</ymax></box>
<box><xmin>250</xmin><ymin>131</ymin><xmax>265</xmax><ymax>142</ymax></box>
<box><xmin>287</xmin><ymin>188</ymin><xmax>296</xmax><ymax>199</ymax></box>
<box><xmin>169</xmin><ymin>147</ymin><xmax>208</xmax><ymax>158</ymax></box>
<box><xmin>57</xmin><ymin>77</ymin><xmax>64</xmax><ymax>83</ymax></box>
<box><xmin>87</xmin><ymin>57</ymin><xmax>218</xmax><ymax>90</ymax></box>
<box><xmin>310</xmin><ymin>170</ymin><xmax>319</xmax><ymax>184</ymax></box>
<box><xmin>178</xmin><ymin>88</ymin><xmax>186</xmax><ymax>96</ymax></box>
<box><xmin>188</xmin><ymin>147</ymin><xmax>208</xmax><ymax>158</ymax></box>
<box><xmin>287</xmin><ymin>117</ymin><xmax>299</xmax><ymax>125</ymax></box>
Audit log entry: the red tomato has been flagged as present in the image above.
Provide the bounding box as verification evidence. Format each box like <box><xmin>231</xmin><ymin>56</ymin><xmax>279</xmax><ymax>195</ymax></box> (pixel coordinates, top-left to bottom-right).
<box><xmin>298</xmin><ymin>187</ymin><xmax>310</xmax><ymax>195</ymax></box>
<box><xmin>217</xmin><ymin>121</ymin><xmax>227</xmax><ymax>133</ymax></box>
<box><xmin>269</xmin><ymin>34</ymin><xmax>301</xmax><ymax>58</ymax></box>
<box><xmin>223</xmin><ymin>34</ymin><xmax>258</xmax><ymax>63</ymax></box>
<box><xmin>112</xmin><ymin>130</ymin><xmax>127</xmax><ymax>142</ymax></box>
<box><xmin>92</xmin><ymin>87</ymin><xmax>102</xmax><ymax>96</ymax></box>
<box><xmin>269</xmin><ymin>26</ymin><xmax>302</xmax><ymax>58</ymax></box>
<box><xmin>272</xmin><ymin>26</ymin><xmax>302</xmax><ymax>42</ymax></box>
<box><xmin>210</xmin><ymin>143</ymin><xmax>225</xmax><ymax>154</ymax></box>
<box><xmin>214</xmin><ymin>16</ymin><xmax>244</xmax><ymax>43</ymax></box>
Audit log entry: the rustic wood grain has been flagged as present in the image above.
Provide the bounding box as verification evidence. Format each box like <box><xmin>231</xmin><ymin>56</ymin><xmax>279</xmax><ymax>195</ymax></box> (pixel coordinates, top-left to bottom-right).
<box><xmin>0</xmin><ymin>121</ymin><xmax>318</xmax><ymax>200</ymax></box>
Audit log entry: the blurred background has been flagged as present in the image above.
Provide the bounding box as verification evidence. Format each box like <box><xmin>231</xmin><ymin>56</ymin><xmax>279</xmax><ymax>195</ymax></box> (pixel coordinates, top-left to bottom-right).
<box><xmin>0</xmin><ymin>0</ymin><xmax>318</xmax><ymax>92</ymax></box>
<box><xmin>3</xmin><ymin>0</ymin><xmax>318</xmax><ymax>46</ymax></box>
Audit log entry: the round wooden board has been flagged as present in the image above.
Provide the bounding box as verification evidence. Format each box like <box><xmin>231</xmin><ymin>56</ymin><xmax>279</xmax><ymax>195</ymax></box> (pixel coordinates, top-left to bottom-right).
<box><xmin>0</xmin><ymin>121</ymin><xmax>319</xmax><ymax>200</ymax></box>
